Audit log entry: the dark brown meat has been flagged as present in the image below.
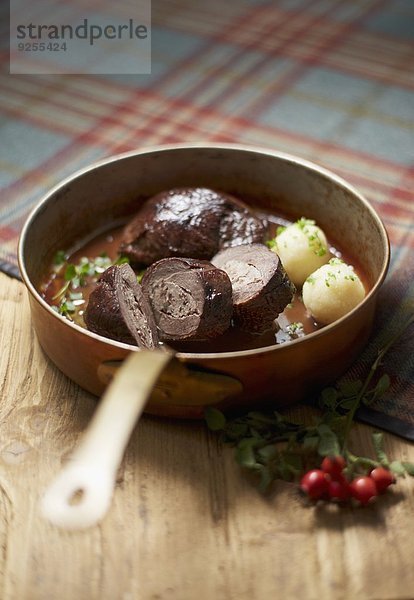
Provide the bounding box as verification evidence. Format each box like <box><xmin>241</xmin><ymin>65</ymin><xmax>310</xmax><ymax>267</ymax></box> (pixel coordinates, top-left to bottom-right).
<box><xmin>141</xmin><ymin>257</ymin><xmax>233</xmax><ymax>342</ymax></box>
<box><xmin>84</xmin><ymin>264</ymin><xmax>159</xmax><ymax>348</ymax></box>
<box><xmin>119</xmin><ymin>188</ymin><xmax>267</xmax><ymax>266</ymax></box>
<box><xmin>211</xmin><ymin>244</ymin><xmax>295</xmax><ymax>333</ymax></box>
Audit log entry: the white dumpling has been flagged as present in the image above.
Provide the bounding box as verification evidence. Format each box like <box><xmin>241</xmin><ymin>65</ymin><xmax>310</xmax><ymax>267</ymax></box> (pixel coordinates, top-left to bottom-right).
<box><xmin>302</xmin><ymin>259</ymin><xmax>366</xmax><ymax>325</ymax></box>
<box><xmin>272</xmin><ymin>218</ymin><xmax>330</xmax><ymax>286</ymax></box>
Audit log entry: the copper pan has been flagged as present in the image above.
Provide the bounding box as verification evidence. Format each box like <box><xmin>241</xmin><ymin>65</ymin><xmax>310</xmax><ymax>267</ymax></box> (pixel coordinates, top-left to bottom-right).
<box><xmin>18</xmin><ymin>144</ymin><xmax>389</xmax><ymax>529</ymax></box>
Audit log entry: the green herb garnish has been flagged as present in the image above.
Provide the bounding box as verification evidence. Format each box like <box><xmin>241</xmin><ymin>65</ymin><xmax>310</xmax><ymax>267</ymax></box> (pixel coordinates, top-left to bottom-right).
<box><xmin>296</xmin><ymin>217</ymin><xmax>327</xmax><ymax>257</ymax></box>
<box><xmin>51</xmin><ymin>252</ymin><xmax>124</xmax><ymax>320</ymax></box>
<box><xmin>53</xmin><ymin>250</ymin><xmax>66</xmax><ymax>266</ymax></box>
<box><xmin>136</xmin><ymin>269</ymin><xmax>146</xmax><ymax>284</ymax></box>
<box><xmin>296</xmin><ymin>217</ymin><xmax>315</xmax><ymax>230</ymax></box>
<box><xmin>114</xmin><ymin>255</ymin><xmax>130</xmax><ymax>266</ymax></box>
<box><xmin>266</xmin><ymin>225</ymin><xmax>287</xmax><ymax>250</ymax></box>
<box><xmin>286</xmin><ymin>322</ymin><xmax>304</xmax><ymax>336</ymax></box>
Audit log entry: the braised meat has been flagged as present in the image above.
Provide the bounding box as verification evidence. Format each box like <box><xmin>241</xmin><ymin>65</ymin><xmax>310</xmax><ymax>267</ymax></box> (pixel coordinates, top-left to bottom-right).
<box><xmin>84</xmin><ymin>264</ymin><xmax>159</xmax><ymax>348</ymax></box>
<box><xmin>211</xmin><ymin>244</ymin><xmax>295</xmax><ymax>333</ymax></box>
<box><xmin>141</xmin><ymin>257</ymin><xmax>233</xmax><ymax>342</ymax></box>
<box><xmin>119</xmin><ymin>188</ymin><xmax>266</xmax><ymax>266</ymax></box>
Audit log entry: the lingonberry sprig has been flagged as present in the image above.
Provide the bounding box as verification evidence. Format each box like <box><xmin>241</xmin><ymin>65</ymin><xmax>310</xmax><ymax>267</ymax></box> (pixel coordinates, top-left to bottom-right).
<box><xmin>205</xmin><ymin>313</ymin><xmax>414</xmax><ymax>505</ymax></box>
<box><xmin>300</xmin><ymin>453</ymin><xmax>396</xmax><ymax>506</ymax></box>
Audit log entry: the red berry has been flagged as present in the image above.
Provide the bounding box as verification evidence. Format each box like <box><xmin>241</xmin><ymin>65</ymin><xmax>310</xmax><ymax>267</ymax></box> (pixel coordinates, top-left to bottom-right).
<box><xmin>328</xmin><ymin>479</ymin><xmax>351</xmax><ymax>502</ymax></box>
<box><xmin>300</xmin><ymin>469</ymin><xmax>330</xmax><ymax>500</ymax></box>
<box><xmin>321</xmin><ymin>456</ymin><xmax>346</xmax><ymax>480</ymax></box>
<box><xmin>370</xmin><ymin>467</ymin><xmax>396</xmax><ymax>493</ymax></box>
<box><xmin>349</xmin><ymin>476</ymin><xmax>377</xmax><ymax>505</ymax></box>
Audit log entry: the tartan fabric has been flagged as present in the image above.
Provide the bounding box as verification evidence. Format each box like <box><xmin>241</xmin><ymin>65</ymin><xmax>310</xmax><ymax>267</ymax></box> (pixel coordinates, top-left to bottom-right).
<box><xmin>0</xmin><ymin>0</ymin><xmax>413</xmax><ymax>434</ymax></box>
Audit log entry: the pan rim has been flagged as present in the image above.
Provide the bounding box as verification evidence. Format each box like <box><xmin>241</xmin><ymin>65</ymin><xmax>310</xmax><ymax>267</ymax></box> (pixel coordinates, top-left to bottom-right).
<box><xmin>17</xmin><ymin>142</ymin><xmax>390</xmax><ymax>361</ymax></box>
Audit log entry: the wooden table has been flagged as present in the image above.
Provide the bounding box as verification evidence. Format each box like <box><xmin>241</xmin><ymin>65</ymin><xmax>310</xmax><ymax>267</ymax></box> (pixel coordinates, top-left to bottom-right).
<box><xmin>1</xmin><ymin>271</ymin><xmax>413</xmax><ymax>600</ymax></box>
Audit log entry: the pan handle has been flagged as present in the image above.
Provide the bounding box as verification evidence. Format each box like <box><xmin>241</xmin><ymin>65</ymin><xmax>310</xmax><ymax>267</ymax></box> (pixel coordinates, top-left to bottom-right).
<box><xmin>41</xmin><ymin>349</ymin><xmax>174</xmax><ymax>530</ymax></box>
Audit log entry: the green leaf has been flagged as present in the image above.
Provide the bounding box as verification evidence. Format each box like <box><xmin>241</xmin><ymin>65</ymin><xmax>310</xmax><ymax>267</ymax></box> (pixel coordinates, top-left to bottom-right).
<box><xmin>64</xmin><ymin>264</ymin><xmax>76</xmax><ymax>281</ymax></box>
<box><xmin>275</xmin><ymin>461</ymin><xmax>295</xmax><ymax>482</ymax></box>
<box><xmin>204</xmin><ymin>407</ymin><xmax>226</xmax><ymax>431</ymax></box>
<box><xmin>372</xmin><ymin>432</ymin><xmax>389</xmax><ymax>466</ymax></box>
<box><xmin>53</xmin><ymin>250</ymin><xmax>66</xmax><ymax>265</ymax></box>
<box><xmin>402</xmin><ymin>462</ymin><xmax>414</xmax><ymax>476</ymax></box>
<box><xmin>236</xmin><ymin>438</ymin><xmax>260</xmax><ymax>470</ymax></box>
<box><xmin>374</xmin><ymin>373</ymin><xmax>391</xmax><ymax>397</ymax></box>
<box><xmin>303</xmin><ymin>435</ymin><xmax>319</xmax><ymax>451</ymax></box>
<box><xmin>319</xmin><ymin>387</ymin><xmax>338</xmax><ymax>409</ymax></box>
<box><xmin>326</xmin><ymin>415</ymin><xmax>347</xmax><ymax>431</ymax></box>
<box><xmin>77</xmin><ymin>262</ymin><xmax>90</xmax><ymax>277</ymax></box>
<box><xmin>257</xmin><ymin>444</ymin><xmax>277</xmax><ymax>462</ymax></box>
<box><xmin>318</xmin><ymin>436</ymin><xmax>341</xmax><ymax>457</ymax></box>
<box><xmin>317</xmin><ymin>423</ymin><xmax>333</xmax><ymax>435</ymax></box>
<box><xmin>338</xmin><ymin>380</ymin><xmax>363</xmax><ymax>397</ymax></box>
<box><xmin>250</xmin><ymin>427</ymin><xmax>264</xmax><ymax>440</ymax></box>
<box><xmin>317</xmin><ymin>424</ymin><xmax>340</xmax><ymax>456</ymax></box>
<box><xmin>224</xmin><ymin>422</ymin><xmax>249</xmax><ymax>441</ymax></box>
<box><xmin>283</xmin><ymin>451</ymin><xmax>302</xmax><ymax>473</ymax></box>
<box><xmin>338</xmin><ymin>398</ymin><xmax>356</xmax><ymax>410</ymax></box>
<box><xmin>350</xmin><ymin>456</ymin><xmax>378</xmax><ymax>470</ymax></box>
<box><xmin>389</xmin><ymin>460</ymin><xmax>406</xmax><ymax>476</ymax></box>
<box><xmin>59</xmin><ymin>300</ymin><xmax>75</xmax><ymax>316</ymax></box>
<box><xmin>258</xmin><ymin>465</ymin><xmax>274</xmax><ymax>493</ymax></box>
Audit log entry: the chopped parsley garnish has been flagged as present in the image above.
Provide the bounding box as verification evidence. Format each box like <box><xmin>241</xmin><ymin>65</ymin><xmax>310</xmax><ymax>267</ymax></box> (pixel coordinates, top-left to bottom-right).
<box><xmin>266</xmin><ymin>225</ymin><xmax>287</xmax><ymax>250</ymax></box>
<box><xmin>328</xmin><ymin>257</ymin><xmax>344</xmax><ymax>266</ymax></box>
<box><xmin>50</xmin><ymin>252</ymin><xmax>129</xmax><ymax>321</ymax></box>
<box><xmin>136</xmin><ymin>269</ymin><xmax>146</xmax><ymax>284</ymax></box>
<box><xmin>296</xmin><ymin>217</ymin><xmax>327</xmax><ymax>257</ymax></box>
<box><xmin>113</xmin><ymin>255</ymin><xmax>130</xmax><ymax>266</ymax></box>
<box><xmin>53</xmin><ymin>250</ymin><xmax>66</xmax><ymax>266</ymax></box>
<box><xmin>286</xmin><ymin>321</ymin><xmax>304</xmax><ymax>336</ymax></box>
<box><xmin>296</xmin><ymin>217</ymin><xmax>315</xmax><ymax>230</ymax></box>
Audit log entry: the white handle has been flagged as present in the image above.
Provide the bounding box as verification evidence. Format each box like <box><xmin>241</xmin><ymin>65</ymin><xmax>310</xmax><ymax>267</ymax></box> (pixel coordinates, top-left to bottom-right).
<box><xmin>41</xmin><ymin>349</ymin><xmax>173</xmax><ymax>530</ymax></box>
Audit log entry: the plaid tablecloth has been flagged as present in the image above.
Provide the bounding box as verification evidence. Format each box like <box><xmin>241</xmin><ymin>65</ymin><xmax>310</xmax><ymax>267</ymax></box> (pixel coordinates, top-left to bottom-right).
<box><xmin>1</xmin><ymin>0</ymin><xmax>413</xmax><ymax>436</ymax></box>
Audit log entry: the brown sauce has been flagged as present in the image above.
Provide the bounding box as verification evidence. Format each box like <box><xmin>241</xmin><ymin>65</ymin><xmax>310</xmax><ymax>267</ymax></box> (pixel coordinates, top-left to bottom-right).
<box><xmin>40</xmin><ymin>211</ymin><xmax>364</xmax><ymax>353</ymax></box>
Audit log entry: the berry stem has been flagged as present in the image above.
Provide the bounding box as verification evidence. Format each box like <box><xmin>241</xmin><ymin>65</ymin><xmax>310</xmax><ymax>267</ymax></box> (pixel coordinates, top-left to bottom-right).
<box><xmin>341</xmin><ymin>313</ymin><xmax>414</xmax><ymax>453</ymax></box>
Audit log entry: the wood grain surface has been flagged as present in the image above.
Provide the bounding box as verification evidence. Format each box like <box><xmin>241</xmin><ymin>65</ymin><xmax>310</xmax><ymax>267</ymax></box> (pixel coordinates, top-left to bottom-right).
<box><xmin>1</xmin><ymin>272</ymin><xmax>413</xmax><ymax>600</ymax></box>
